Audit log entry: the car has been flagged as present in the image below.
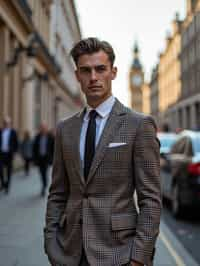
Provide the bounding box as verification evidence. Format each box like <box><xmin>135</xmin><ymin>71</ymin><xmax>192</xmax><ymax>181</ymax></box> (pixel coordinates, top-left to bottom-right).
<box><xmin>157</xmin><ymin>132</ymin><xmax>177</xmax><ymax>155</ymax></box>
<box><xmin>161</xmin><ymin>130</ymin><xmax>200</xmax><ymax>218</ymax></box>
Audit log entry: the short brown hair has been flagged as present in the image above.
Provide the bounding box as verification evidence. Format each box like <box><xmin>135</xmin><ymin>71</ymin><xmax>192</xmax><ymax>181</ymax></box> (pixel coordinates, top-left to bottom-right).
<box><xmin>70</xmin><ymin>37</ymin><xmax>115</xmax><ymax>67</ymax></box>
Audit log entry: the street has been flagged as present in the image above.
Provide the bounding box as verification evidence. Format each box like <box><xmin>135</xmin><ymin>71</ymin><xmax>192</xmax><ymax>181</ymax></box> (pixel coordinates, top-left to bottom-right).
<box><xmin>162</xmin><ymin>203</ymin><xmax>200</xmax><ymax>264</ymax></box>
<box><xmin>0</xmin><ymin>169</ymin><xmax>199</xmax><ymax>266</ymax></box>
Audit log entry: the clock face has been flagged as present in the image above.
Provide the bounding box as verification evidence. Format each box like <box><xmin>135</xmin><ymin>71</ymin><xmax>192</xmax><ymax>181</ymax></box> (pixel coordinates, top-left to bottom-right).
<box><xmin>132</xmin><ymin>74</ymin><xmax>142</xmax><ymax>87</ymax></box>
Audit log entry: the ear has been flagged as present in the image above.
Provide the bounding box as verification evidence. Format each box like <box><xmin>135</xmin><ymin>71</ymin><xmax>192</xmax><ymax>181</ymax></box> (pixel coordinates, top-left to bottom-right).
<box><xmin>111</xmin><ymin>66</ymin><xmax>117</xmax><ymax>80</ymax></box>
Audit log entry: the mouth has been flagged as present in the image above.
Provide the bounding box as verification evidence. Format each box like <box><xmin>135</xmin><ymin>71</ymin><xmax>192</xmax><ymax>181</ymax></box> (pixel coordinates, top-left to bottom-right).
<box><xmin>88</xmin><ymin>85</ymin><xmax>102</xmax><ymax>89</ymax></box>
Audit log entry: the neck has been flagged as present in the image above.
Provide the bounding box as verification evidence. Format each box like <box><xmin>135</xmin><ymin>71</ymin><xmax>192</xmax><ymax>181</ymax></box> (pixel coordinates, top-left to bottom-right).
<box><xmin>87</xmin><ymin>94</ymin><xmax>112</xmax><ymax>109</ymax></box>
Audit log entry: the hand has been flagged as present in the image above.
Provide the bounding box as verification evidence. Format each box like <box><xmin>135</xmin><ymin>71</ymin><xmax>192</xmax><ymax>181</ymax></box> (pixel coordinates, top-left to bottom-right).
<box><xmin>130</xmin><ymin>260</ymin><xmax>144</xmax><ymax>266</ymax></box>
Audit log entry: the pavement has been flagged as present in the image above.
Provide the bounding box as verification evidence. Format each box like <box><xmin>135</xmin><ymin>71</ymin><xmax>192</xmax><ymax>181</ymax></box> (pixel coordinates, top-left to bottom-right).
<box><xmin>0</xmin><ymin>168</ymin><xmax>198</xmax><ymax>266</ymax></box>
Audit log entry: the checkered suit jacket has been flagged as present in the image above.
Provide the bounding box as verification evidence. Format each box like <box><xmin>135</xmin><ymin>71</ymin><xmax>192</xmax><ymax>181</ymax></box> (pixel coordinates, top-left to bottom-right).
<box><xmin>44</xmin><ymin>99</ymin><xmax>161</xmax><ymax>266</ymax></box>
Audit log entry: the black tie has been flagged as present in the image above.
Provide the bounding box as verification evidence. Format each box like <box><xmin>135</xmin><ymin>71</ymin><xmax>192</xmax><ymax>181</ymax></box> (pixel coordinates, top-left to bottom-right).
<box><xmin>84</xmin><ymin>110</ymin><xmax>97</xmax><ymax>179</ymax></box>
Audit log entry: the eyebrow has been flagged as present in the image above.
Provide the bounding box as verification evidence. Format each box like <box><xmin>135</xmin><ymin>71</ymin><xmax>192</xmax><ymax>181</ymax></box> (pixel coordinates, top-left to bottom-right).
<box><xmin>79</xmin><ymin>64</ymin><xmax>107</xmax><ymax>69</ymax></box>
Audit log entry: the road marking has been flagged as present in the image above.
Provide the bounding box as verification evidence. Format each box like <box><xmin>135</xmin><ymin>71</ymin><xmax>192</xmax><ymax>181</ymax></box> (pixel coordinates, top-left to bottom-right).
<box><xmin>160</xmin><ymin>230</ymin><xmax>186</xmax><ymax>266</ymax></box>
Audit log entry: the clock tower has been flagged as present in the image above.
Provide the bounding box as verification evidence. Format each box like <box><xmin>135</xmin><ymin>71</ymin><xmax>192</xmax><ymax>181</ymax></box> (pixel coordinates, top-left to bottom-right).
<box><xmin>129</xmin><ymin>42</ymin><xmax>144</xmax><ymax>112</ymax></box>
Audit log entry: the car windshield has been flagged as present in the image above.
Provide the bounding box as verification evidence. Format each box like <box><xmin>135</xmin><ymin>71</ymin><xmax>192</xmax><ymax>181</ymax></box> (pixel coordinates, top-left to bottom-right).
<box><xmin>192</xmin><ymin>136</ymin><xmax>200</xmax><ymax>154</ymax></box>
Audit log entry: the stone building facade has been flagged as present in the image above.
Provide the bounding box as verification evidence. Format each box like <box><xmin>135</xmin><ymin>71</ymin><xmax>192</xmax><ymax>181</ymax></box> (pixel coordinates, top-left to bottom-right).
<box><xmin>157</xmin><ymin>14</ymin><xmax>183</xmax><ymax>130</ymax></box>
<box><xmin>50</xmin><ymin>0</ymin><xmax>85</xmax><ymax>122</ymax></box>
<box><xmin>0</xmin><ymin>0</ymin><xmax>83</xmax><ymax>136</ymax></box>
<box><xmin>177</xmin><ymin>0</ymin><xmax>200</xmax><ymax>130</ymax></box>
<box><xmin>149</xmin><ymin>0</ymin><xmax>200</xmax><ymax>131</ymax></box>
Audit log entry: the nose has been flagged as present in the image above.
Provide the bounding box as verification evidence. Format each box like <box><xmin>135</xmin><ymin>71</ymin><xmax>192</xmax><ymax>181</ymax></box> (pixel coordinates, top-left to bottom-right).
<box><xmin>90</xmin><ymin>69</ymin><xmax>97</xmax><ymax>81</ymax></box>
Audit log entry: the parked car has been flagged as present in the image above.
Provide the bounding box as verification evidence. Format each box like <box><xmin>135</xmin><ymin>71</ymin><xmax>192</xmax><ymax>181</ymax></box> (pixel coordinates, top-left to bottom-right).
<box><xmin>161</xmin><ymin>130</ymin><xmax>200</xmax><ymax>217</ymax></box>
<box><xmin>157</xmin><ymin>132</ymin><xmax>177</xmax><ymax>155</ymax></box>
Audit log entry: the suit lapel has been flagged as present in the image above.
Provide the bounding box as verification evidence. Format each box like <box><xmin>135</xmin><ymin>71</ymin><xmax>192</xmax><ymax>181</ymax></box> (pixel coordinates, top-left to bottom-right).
<box><xmin>86</xmin><ymin>99</ymin><xmax>127</xmax><ymax>185</ymax></box>
<box><xmin>71</xmin><ymin>109</ymin><xmax>85</xmax><ymax>186</ymax></box>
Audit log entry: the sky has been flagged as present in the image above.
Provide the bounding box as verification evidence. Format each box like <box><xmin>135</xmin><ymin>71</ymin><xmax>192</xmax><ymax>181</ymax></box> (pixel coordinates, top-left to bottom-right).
<box><xmin>75</xmin><ymin>0</ymin><xmax>186</xmax><ymax>106</ymax></box>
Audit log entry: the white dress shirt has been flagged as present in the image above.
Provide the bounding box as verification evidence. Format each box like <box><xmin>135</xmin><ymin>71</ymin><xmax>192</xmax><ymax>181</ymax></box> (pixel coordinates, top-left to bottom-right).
<box><xmin>1</xmin><ymin>128</ymin><xmax>11</xmax><ymax>152</ymax></box>
<box><xmin>79</xmin><ymin>95</ymin><xmax>116</xmax><ymax>168</ymax></box>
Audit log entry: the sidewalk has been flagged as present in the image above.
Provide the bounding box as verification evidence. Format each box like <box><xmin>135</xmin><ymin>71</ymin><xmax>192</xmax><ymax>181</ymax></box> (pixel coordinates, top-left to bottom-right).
<box><xmin>0</xmin><ymin>168</ymin><xmax>49</xmax><ymax>266</ymax></box>
<box><xmin>0</xmin><ymin>169</ymin><xmax>195</xmax><ymax>266</ymax></box>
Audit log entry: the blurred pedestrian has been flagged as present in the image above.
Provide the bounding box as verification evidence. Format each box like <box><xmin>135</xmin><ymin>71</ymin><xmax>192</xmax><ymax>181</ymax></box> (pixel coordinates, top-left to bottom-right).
<box><xmin>0</xmin><ymin>116</ymin><xmax>18</xmax><ymax>193</ymax></box>
<box><xmin>33</xmin><ymin>123</ymin><xmax>54</xmax><ymax>197</ymax></box>
<box><xmin>44</xmin><ymin>38</ymin><xmax>161</xmax><ymax>266</ymax></box>
<box><xmin>20</xmin><ymin>130</ymin><xmax>33</xmax><ymax>176</ymax></box>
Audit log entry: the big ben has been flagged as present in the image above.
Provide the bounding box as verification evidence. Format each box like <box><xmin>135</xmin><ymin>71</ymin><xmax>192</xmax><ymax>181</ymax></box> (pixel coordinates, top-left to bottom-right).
<box><xmin>129</xmin><ymin>42</ymin><xmax>144</xmax><ymax>112</ymax></box>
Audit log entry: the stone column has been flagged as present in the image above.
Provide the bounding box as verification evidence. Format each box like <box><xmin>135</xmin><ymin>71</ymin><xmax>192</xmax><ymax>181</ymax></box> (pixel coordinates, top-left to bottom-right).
<box><xmin>3</xmin><ymin>27</ymin><xmax>10</xmax><ymax>117</ymax></box>
<box><xmin>0</xmin><ymin>23</ymin><xmax>5</xmax><ymax>125</ymax></box>
<box><xmin>12</xmin><ymin>39</ymin><xmax>20</xmax><ymax>129</ymax></box>
<box><xmin>22</xmin><ymin>58</ymin><xmax>35</xmax><ymax>133</ymax></box>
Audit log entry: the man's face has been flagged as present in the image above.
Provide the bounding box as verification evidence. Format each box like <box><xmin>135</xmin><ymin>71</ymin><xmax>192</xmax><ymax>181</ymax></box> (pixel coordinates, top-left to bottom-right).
<box><xmin>3</xmin><ymin>118</ymin><xmax>11</xmax><ymax>128</ymax></box>
<box><xmin>40</xmin><ymin>123</ymin><xmax>48</xmax><ymax>135</ymax></box>
<box><xmin>75</xmin><ymin>50</ymin><xmax>117</xmax><ymax>107</ymax></box>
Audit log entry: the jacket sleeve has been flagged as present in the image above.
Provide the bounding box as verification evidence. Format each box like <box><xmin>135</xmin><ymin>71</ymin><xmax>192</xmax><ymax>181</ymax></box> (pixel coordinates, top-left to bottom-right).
<box><xmin>44</xmin><ymin>122</ymin><xmax>69</xmax><ymax>238</ymax></box>
<box><xmin>131</xmin><ymin>116</ymin><xmax>161</xmax><ymax>266</ymax></box>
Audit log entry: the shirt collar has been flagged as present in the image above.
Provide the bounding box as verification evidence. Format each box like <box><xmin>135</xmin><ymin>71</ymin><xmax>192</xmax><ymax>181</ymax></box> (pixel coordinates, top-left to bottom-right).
<box><xmin>84</xmin><ymin>95</ymin><xmax>115</xmax><ymax>121</ymax></box>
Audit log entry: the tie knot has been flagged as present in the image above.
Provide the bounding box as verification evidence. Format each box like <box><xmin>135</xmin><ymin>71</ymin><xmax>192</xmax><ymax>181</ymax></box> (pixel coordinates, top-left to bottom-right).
<box><xmin>89</xmin><ymin>110</ymin><xmax>98</xmax><ymax>119</ymax></box>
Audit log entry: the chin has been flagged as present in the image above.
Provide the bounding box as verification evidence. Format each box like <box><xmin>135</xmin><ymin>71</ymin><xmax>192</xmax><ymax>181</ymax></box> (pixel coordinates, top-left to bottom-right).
<box><xmin>87</xmin><ymin>92</ymin><xmax>102</xmax><ymax>98</ymax></box>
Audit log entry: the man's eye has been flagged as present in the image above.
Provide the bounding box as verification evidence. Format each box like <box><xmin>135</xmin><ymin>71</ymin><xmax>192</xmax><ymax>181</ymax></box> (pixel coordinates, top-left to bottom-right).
<box><xmin>96</xmin><ymin>66</ymin><xmax>106</xmax><ymax>72</ymax></box>
<box><xmin>80</xmin><ymin>68</ymin><xmax>91</xmax><ymax>73</ymax></box>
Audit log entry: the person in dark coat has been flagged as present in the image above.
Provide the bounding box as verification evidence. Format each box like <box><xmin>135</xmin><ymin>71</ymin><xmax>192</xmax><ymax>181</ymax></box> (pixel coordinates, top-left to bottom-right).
<box><xmin>20</xmin><ymin>130</ymin><xmax>33</xmax><ymax>176</ymax></box>
<box><xmin>0</xmin><ymin>116</ymin><xmax>18</xmax><ymax>193</ymax></box>
<box><xmin>33</xmin><ymin>123</ymin><xmax>54</xmax><ymax>196</ymax></box>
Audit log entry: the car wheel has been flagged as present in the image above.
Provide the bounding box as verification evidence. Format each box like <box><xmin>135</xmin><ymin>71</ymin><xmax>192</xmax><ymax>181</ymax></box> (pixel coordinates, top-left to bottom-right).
<box><xmin>171</xmin><ymin>183</ymin><xmax>183</xmax><ymax>218</ymax></box>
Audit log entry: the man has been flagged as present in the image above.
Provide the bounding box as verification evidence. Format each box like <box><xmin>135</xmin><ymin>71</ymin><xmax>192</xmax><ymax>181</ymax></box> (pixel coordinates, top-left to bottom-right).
<box><xmin>0</xmin><ymin>116</ymin><xmax>18</xmax><ymax>193</ymax></box>
<box><xmin>33</xmin><ymin>123</ymin><xmax>54</xmax><ymax>196</ymax></box>
<box><xmin>44</xmin><ymin>38</ymin><xmax>161</xmax><ymax>266</ymax></box>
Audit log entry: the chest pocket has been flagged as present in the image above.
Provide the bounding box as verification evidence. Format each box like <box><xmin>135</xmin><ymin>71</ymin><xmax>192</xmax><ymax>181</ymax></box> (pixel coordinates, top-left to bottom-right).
<box><xmin>105</xmin><ymin>143</ymin><xmax>130</xmax><ymax>163</ymax></box>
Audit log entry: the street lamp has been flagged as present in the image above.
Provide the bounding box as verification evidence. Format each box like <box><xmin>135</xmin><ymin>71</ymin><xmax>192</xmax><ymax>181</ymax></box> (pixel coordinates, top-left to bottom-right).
<box><xmin>6</xmin><ymin>33</ymin><xmax>39</xmax><ymax>68</ymax></box>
